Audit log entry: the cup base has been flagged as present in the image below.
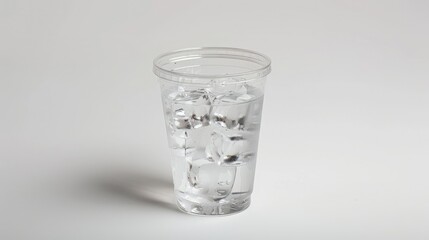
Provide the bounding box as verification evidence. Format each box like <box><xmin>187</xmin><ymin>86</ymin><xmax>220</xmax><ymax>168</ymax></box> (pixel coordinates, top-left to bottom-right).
<box><xmin>176</xmin><ymin>194</ymin><xmax>251</xmax><ymax>216</ymax></box>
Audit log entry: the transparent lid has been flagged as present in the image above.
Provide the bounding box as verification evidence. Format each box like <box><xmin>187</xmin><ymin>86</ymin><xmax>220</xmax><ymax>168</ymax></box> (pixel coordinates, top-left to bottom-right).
<box><xmin>153</xmin><ymin>47</ymin><xmax>271</xmax><ymax>85</ymax></box>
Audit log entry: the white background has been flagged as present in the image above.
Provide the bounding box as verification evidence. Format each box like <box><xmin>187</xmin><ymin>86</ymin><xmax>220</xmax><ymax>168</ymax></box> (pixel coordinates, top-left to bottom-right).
<box><xmin>1</xmin><ymin>0</ymin><xmax>428</xmax><ymax>239</ymax></box>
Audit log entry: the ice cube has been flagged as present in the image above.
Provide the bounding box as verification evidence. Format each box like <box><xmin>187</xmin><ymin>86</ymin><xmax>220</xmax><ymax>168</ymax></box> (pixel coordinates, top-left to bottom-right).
<box><xmin>221</xmin><ymin>134</ymin><xmax>246</xmax><ymax>155</ymax></box>
<box><xmin>221</xmin><ymin>134</ymin><xmax>250</xmax><ymax>165</ymax></box>
<box><xmin>167</xmin><ymin>86</ymin><xmax>185</xmax><ymax>100</ymax></box>
<box><xmin>171</xmin><ymin>105</ymin><xmax>210</xmax><ymax>130</ymax></box>
<box><xmin>190</xmin><ymin>112</ymin><xmax>210</xmax><ymax>129</ymax></box>
<box><xmin>188</xmin><ymin>127</ymin><xmax>212</xmax><ymax>149</ymax></box>
<box><xmin>173</xmin><ymin>118</ymin><xmax>192</xmax><ymax>130</ymax></box>
<box><xmin>207</xmin><ymin>131</ymin><xmax>256</xmax><ymax>166</ymax></box>
<box><xmin>210</xmin><ymin>91</ymin><xmax>262</xmax><ymax>131</ymax></box>
<box><xmin>169</xmin><ymin>127</ymin><xmax>211</xmax><ymax>151</ymax></box>
<box><xmin>205</xmin><ymin>132</ymin><xmax>223</xmax><ymax>162</ymax></box>
<box><xmin>187</xmin><ymin>158</ymin><xmax>236</xmax><ymax>200</ymax></box>
<box><xmin>210</xmin><ymin>103</ymin><xmax>249</xmax><ymax>130</ymax></box>
<box><xmin>187</xmin><ymin>158</ymin><xmax>212</xmax><ymax>189</ymax></box>
<box><xmin>168</xmin><ymin>107</ymin><xmax>191</xmax><ymax>130</ymax></box>
<box><xmin>168</xmin><ymin>130</ymin><xmax>187</xmax><ymax>149</ymax></box>
<box><xmin>210</xmin><ymin>81</ymin><xmax>248</xmax><ymax>97</ymax></box>
<box><xmin>169</xmin><ymin>89</ymin><xmax>211</xmax><ymax>130</ymax></box>
<box><xmin>172</xmin><ymin>89</ymin><xmax>211</xmax><ymax>105</ymax></box>
<box><xmin>184</xmin><ymin>148</ymin><xmax>207</xmax><ymax>163</ymax></box>
<box><xmin>210</xmin><ymin>83</ymin><xmax>255</xmax><ymax>103</ymax></box>
<box><xmin>220</xmin><ymin>153</ymin><xmax>255</xmax><ymax>166</ymax></box>
<box><xmin>175</xmin><ymin>108</ymin><xmax>186</xmax><ymax>117</ymax></box>
<box><xmin>209</xmin><ymin>85</ymin><xmax>254</xmax><ymax>131</ymax></box>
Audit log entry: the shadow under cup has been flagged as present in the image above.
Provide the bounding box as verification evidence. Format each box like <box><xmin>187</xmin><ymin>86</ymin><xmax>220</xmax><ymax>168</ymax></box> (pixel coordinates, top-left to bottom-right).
<box><xmin>153</xmin><ymin>47</ymin><xmax>271</xmax><ymax>215</ymax></box>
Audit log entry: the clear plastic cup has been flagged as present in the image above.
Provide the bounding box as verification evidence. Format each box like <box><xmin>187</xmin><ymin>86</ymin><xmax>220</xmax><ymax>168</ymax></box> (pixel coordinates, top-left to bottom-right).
<box><xmin>153</xmin><ymin>47</ymin><xmax>271</xmax><ymax>215</ymax></box>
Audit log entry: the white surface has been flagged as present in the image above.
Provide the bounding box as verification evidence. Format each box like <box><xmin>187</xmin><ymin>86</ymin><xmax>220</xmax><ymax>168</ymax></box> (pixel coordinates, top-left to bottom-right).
<box><xmin>1</xmin><ymin>1</ymin><xmax>429</xmax><ymax>239</ymax></box>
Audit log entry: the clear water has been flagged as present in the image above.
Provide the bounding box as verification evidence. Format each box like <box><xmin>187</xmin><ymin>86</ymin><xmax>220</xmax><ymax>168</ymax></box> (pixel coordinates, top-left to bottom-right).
<box><xmin>162</xmin><ymin>84</ymin><xmax>263</xmax><ymax>215</ymax></box>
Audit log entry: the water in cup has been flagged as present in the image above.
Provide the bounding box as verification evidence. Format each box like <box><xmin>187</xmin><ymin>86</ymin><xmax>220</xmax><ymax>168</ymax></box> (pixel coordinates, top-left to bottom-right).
<box><xmin>162</xmin><ymin>82</ymin><xmax>263</xmax><ymax>214</ymax></box>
